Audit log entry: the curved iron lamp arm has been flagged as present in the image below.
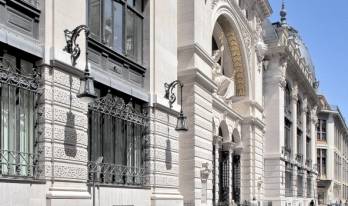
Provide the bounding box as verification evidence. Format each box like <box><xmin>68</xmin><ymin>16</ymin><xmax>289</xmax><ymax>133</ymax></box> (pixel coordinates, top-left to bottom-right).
<box><xmin>164</xmin><ymin>80</ymin><xmax>184</xmax><ymax>109</ymax></box>
<box><xmin>63</xmin><ymin>25</ymin><xmax>90</xmax><ymax>67</ymax></box>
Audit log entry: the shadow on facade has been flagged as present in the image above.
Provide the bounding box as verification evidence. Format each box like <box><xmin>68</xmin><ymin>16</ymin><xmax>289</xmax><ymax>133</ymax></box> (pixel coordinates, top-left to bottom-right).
<box><xmin>64</xmin><ymin>111</ymin><xmax>77</xmax><ymax>157</ymax></box>
<box><xmin>165</xmin><ymin>138</ymin><xmax>172</xmax><ymax>170</ymax></box>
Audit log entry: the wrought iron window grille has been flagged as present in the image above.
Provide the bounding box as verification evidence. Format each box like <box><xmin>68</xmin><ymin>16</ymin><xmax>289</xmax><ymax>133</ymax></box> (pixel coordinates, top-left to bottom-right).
<box><xmin>88</xmin><ymin>161</ymin><xmax>148</xmax><ymax>186</ymax></box>
<box><xmin>88</xmin><ymin>92</ymin><xmax>148</xmax><ymax>126</ymax></box>
<box><xmin>0</xmin><ymin>56</ymin><xmax>42</xmax><ymax>178</ymax></box>
<box><xmin>0</xmin><ymin>150</ymin><xmax>40</xmax><ymax>178</ymax></box>
<box><xmin>88</xmin><ymin>91</ymin><xmax>150</xmax><ymax>186</ymax></box>
<box><xmin>18</xmin><ymin>0</ymin><xmax>40</xmax><ymax>9</ymax></box>
<box><xmin>0</xmin><ymin>57</ymin><xmax>40</xmax><ymax>92</ymax></box>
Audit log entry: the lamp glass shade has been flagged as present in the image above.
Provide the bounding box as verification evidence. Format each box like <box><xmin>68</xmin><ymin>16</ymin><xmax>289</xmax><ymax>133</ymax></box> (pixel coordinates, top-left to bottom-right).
<box><xmin>175</xmin><ymin>112</ymin><xmax>188</xmax><ymax>131</ymax></box>
<box><xmin>77</xmin><ymin>75</ymin><xmax>97</xmax><ymax>104</ymax></box>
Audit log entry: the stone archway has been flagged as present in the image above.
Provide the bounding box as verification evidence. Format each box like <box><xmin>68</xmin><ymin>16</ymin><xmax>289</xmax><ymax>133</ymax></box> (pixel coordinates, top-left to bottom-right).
<box><xmin>212</xmin><ymin>14</ymin><xmax>249</xmax><ymax>98</ymax></box>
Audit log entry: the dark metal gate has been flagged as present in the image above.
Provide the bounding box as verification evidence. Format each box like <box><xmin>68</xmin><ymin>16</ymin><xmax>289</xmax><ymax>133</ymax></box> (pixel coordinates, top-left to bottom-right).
<box><xmin>219</xmin><ymin>150</ymin><xmax>229</xmax><ymax>205</ymax></box>
<box><xmin>232</xmin><ymin>154</ymin><xmax>241</xmax><ymax>204</ymax></box>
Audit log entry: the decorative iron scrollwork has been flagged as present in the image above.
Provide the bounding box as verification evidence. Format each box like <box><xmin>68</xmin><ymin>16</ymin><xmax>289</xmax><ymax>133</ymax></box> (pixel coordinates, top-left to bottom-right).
<box><xmin>88</xmin><ymin>92</ymin><xmax>148</xmax><ymax>126</ymax></box>
<box><xmin>63</xmin><ymin>25</ymin><xmax>90</xmax><ymax>66</ymax></box>
<box><xmin>164</xmin><ymin>80</ymin><xmax>184</xmax><ymax>108</ymax></box>
<box><xmin>0</xmin><ymin>57</ymin><xmax>40</xmax><ymax>92</ymax></box>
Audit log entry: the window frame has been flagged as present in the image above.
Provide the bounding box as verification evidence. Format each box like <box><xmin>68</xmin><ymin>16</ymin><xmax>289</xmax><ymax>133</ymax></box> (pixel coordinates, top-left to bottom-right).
<box><xmin>0</xmin><ymin>46</ymin><xmax>40</xmax><ymax>179</ymax></box>
<box><xmin>87</xmin><ymin>84</ymin><xmax>149</xmax><ymax>187</ymax></box>
<box><xmin>88</xmin><ymin>0</ymin><xmax>144</xmax><ymax>65</ymax></box>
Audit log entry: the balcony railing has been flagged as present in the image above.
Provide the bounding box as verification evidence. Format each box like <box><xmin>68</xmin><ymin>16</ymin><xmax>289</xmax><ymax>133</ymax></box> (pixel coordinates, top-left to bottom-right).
<box><xmin>88</xmin><ymin>161</ymin><xmax>147</xmax><ymax>186</ymax></box>
<box><xmin>0</xmin><ymin>150</ymin><xmax>39</xmax><ymax>178</ymax></box>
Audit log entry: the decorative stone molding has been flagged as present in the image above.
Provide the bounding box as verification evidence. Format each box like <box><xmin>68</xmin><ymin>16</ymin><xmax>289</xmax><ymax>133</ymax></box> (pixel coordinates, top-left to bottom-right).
<box><xmin>255</xmin><ymin>21</ymin><xmax>267</xmax><ymax>63</ymax></box>
<box><xmin>302</xmin><ymin>98</ymin><xmax>308</xmax><ymax>113</ymax></box>
<box><xmin>213</xmin><ymin>135</ymin><xmax>223</xmax><ymax>146</ymax></box>
<box><xmin>200</xmin><ymin>162</ymin><xmax>212</xmax><ymax>183</ymax></box>
<box><xmin>291</xmin><ymin>84</ymin><xmax>299</xmax><ymax>101</ymax></box>
<box><xmin>311</xmin><ymin>106</ymin><xmax>318</xmax><ymax>123</ymax></box>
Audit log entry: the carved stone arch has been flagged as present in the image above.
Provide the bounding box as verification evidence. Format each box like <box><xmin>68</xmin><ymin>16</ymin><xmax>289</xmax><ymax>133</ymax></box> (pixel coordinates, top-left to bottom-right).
<box><xmin>211</xmin><ymin>4</ymin><xmax>252</xmax><ymax>98</ymax></box>
<box><xmin>232</xmin><ymin>128</ymin><xmax>241</xmax><ymax>143</ymax></box>
<box><xmin>218</xmin><ymin>120</ymin><xmax>231</xmax><ymax>143</ymax></box>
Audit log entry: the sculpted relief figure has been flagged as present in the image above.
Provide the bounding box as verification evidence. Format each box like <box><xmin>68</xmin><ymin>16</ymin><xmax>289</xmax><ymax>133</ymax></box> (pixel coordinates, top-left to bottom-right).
<box><xmin>212</xmin><ymin>41</ymin><xmax>235</xmax><ymax>102</ymax></box>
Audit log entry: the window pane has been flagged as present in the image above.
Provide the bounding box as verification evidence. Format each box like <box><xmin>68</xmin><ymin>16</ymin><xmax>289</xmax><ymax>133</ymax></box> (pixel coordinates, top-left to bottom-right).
<box><xmin>89</xmin><ymin>0</ymin><xmax>101</xmax><ymax>40</ymax></box>
<box><xmin>135</xmin><ymin>14</ymin><xmax>143</xmax><ymax>63</ymax></box>
<box><xmin>126</xmin><ymin>10</ymin><xmax>142</xmax><ymax>63</ymax></box>
<box><xmin>113</xmin><ymin>1</ymin><xmax>124</xmax><ymax>53</ymax></box>
<box><xmin>126</xmin><ymin>9</ymin><xmax>135</xmax><ymax>58</ymax></box>
<box><xmin>104</xmin><ymin>0</ymin><xmax>113</xmax><ymax>47</ymax></box>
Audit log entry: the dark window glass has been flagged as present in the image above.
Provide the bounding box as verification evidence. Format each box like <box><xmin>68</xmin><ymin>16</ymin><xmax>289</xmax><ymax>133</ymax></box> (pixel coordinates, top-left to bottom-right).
<box><xmin>88</xmin><ymin>0</ymin><xmax>144</xmax><ymax>64</ymax></box>
<box><xmin>88</xmin><ymin>86</ymin><xmax>147</xmax><ymax>185</ymax></box>
<box><xmin>89</xmin><ymin>0</ymin><xmax>101</xmax><ymax>39</ymax></box>
<box><xmin>103</xmin><ymin>0</ymin><xmax>113</xmax><ymax>47</ymax></box>
<box><xmin>0</xmin><ymin>50</ymin><xmax>38</xmax><ymax>178</ymax></box>
<box><xmin>113</xmin><ymin>2</ymin><xmax>124</xmax><ymax>52</ymax></box>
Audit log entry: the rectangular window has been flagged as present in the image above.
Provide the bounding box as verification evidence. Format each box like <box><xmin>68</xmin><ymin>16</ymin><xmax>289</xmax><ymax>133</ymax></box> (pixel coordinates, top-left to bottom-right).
<box><xmin>88</xmin><ymin>87</ymin><xmax>148</xmax><ymax>186</ymax></box>
<box><xmin>89</xmin><ymin>0</ymin><xmax>101</xmax><ymax>39</ymax></box>
<box><xmin>113</xmin><ymin>2</ymin><xmax>124</xmax><ymax>53</ymax></box>
<box><xmin>88</xmin><ymin>0</ymin><xmax>144</xmax><ymax>64</ymax></box>
<box><xmin>317</xmin><ymin>119</ymin><xmax>327</xmax><ymax>141</ymax></box>
<box><xmin>317</xmin><ymin>149</ymin><xmax>327</xmax><ymax>178</ymax></box>
<box><xmin>285</xmin><ymin>119</ymin><xmax>292</xmax><ymax>155</ymax></box>
<box><xmin>0</xmin><ymin>50</ymin><xmax>39</xmax><ymax>178</ymax></box>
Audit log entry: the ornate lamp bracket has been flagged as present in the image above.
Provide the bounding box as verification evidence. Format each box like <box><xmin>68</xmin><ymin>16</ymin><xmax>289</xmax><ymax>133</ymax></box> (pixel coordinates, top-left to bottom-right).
<box><xmin>164</xmin><ymin>80</ymin><xmax>183</xmax><ymax>108</ymax></box>
<box><xmin>63</xmin><ymin>25</ymin><xmax>90</xmax><ymax>66</ymax></box>
<box><xmin>164</xmin><ymin>80</ymin><xmax>188</xmax><ymax>131</ymax></box>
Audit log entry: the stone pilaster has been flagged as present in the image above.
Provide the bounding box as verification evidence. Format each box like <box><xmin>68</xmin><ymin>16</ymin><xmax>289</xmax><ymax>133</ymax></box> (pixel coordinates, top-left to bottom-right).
<box><xmin>39</xmin><ymin>64</ymin><xmax>90</xmax><ymax>205</ymax></box>
<box><xmin>291</xmin><ymin>84</ymin><xmax>298</xmax><ymax>160</ymax></box>
<box><xmin>149</xmin><ymin>105</ymin><xmax>183</xmax><ymax>206</ymax></box>
<box><xmin>302</xmin><ymin>98</ymin><xmax>308</xmax><ymax>166</ymax></box>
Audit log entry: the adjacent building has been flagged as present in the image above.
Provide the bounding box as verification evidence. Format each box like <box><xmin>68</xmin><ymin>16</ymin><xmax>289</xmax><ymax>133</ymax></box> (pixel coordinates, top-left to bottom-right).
<box><xmin>317</xmin><ymin>95</ymin><xmax>348</xmax><ymax>205</ymax></box>
<box><xmin>263</xmin><ymin>3</ymin><xmax>319</xmax><ymax>206</ymax></box>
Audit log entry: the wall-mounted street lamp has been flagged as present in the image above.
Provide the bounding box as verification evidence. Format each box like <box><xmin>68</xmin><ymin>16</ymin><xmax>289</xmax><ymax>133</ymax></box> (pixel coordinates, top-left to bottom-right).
<box><xmin>164</xmin><ymin>80</ymin><xmax>188</xmax><ymax>131</ymax></box>
<box><xmin>63</xmin><ymin>25</ymin><xmax>97</xmax><ymax>104</ymax></box>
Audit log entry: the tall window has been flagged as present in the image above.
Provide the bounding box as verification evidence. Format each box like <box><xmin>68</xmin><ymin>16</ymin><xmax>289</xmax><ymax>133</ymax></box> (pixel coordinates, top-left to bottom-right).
<box><xmin>297</xmin><ymin>100</ymin><xmax>302</xmax><ymax>126</ymax></box>
<box><xmin>285</xmin><ymin>119</ymin><xmax>292</xmax><ymax>154</ymax></box>
<box><xmin>89</xmin><ymin>0</ymin><xmax>143</xmax><ymax>64</ymax></box>
<box><xmin>317</xmin><ymin>149</ymin><xmax>326</xmax><ymax>178</ymax></box>
<box><xmin>306</xmin><ymin>137</ymin><xmax>311</xmax><ymax>163</ymax></box>
<box><xmin>0</xmin><ymin>48</ymin><xmax>39</xmax><ymax>177</ymax></box>
<box><xmin>284</xmin><ymin>83</ymin><xmax>291</xmax><ymax>116</ymax></box>
<box><xmin>88</xmin><ymin>86</ymin><xmax>148</xmax><ymax>186</ymax></box>
<box><xmin>317</xmin><ymin>119</ymin><xmax>327</xmax><ymax>141</ymax></box>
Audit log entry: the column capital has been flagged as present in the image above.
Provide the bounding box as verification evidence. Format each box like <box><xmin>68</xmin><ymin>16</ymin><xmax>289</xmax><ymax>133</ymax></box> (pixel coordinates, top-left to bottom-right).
<box><xmin>302</xmin><ymin>98</ymin><xmax>308</xmax><ymax>113</ymax></box>
<box><xmin>310</xmin><ymin>106</ymin><xmax>318</xmax><ymax>123</ymax></box>
<box><xmin>291</xmin><ymin>84</ymin><xmax>299</xmax><ymax>101</ymax></box>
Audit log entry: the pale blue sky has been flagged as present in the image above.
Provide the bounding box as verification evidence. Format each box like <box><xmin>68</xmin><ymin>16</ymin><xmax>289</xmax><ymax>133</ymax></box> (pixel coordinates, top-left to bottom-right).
<box><xmin>268</xmin><ymin>0</ymin><xmax>348</xmax><ymax>121</ymax></box>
